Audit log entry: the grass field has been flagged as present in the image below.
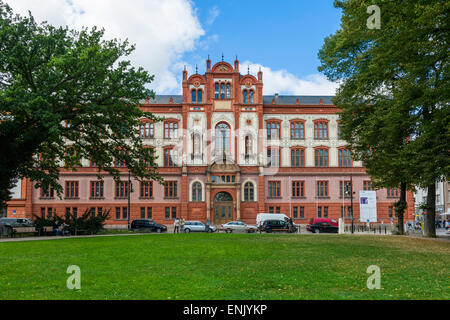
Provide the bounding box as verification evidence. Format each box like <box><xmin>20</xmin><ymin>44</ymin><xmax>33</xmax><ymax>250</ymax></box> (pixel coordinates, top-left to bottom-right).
<box><xmin>0</xmin><ymin>234</ymin><xmax>449</xmax><ymax>300</ymax></box>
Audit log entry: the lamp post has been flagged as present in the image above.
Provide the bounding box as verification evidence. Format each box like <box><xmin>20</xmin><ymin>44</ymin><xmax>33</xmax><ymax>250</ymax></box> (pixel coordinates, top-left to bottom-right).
<box><xmin>127</xmin><ymin>171</ymin><xmax>134</xmax><ymax>230</ymax></box>
<box><xmin>350</xmin><ymin>173</ymin><xmax>354</xmax><ymax>234</ymax></box>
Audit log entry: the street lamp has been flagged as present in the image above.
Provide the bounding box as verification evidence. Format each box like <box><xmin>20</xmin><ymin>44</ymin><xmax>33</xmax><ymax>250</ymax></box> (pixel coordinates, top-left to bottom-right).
<box><xmin>127</xmin><ymin>171</ymin><xmax>134</xmax><ymax>230</ymax></box>
<box><xmin>345</xmin><ymin>173</ymin><xmax>355</xmax><ymax>234</ymax></box>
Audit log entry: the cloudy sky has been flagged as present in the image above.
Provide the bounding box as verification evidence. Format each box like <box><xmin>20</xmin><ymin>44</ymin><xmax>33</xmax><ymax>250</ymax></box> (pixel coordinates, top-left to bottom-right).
<box><xmin>6</xmin><ymin>0</ymin><xmax>342</xmax><ymax>96</ymax></box>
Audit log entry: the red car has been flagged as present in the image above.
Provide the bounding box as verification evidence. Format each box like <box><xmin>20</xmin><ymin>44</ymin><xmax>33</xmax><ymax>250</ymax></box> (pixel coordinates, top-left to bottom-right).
<box><xmin>306</xmin><ymin>218</ymin><xmax>339</xmax><ymax>233</ymax></box>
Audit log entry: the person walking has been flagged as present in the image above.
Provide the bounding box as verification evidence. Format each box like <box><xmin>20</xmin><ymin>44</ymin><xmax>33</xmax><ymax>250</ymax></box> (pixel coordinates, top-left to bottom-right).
<box><xmin>174</xmin><ymin>218</ymin><xmax>180</xmax><ymax>234</ymax></box>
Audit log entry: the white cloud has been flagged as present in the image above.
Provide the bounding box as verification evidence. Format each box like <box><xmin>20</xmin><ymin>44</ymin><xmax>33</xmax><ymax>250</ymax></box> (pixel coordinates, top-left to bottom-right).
<box><xmin>206</xmin><ymin>5</ymin><xmax>220</xmax><ymax>25</ymax></box>
<box><xmin>243</xmin><ymin>61</ymin><xmax>339</xmax><ymax>96</ymax></box>
<box><xmin>5</xmin><ymin>0</ymin><xmax>205</xmax><ymax>94</ymax></box>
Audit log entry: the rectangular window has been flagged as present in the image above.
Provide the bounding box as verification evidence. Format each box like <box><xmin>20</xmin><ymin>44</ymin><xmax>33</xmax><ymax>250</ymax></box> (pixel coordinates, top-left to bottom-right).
<box><xmin>314</xmin><ymin>122</ymin><xmax>328</xmax><ymax>140</ymax></box>
<box><xmin>363</xmin><ymin>181</ymin><xmax>373</xmax><ymax>191</ymax></box>
<box><xmin>164</xmin><ymin>148</ymin><xmax>178</xmax><ymax>167</ymax></box>
<box><xmin>267</xmin><ymin>121</ymin><xmax>280</xmax><ymax>140</ymax></box>
<box><xmin>40</xmin><ymin>186</ymin><xmax>54</xmax><ymax>198</ymax></box>
<box><xmin>387</xmin><ymin>188</ymin><xmax>399</xmax><ymax>198</ymax></box>
<box><xmin>339</xmin><ymin>181</ymin><xmax>353</xmax><ymax>198</ymax></box>
<box><xmin>115</xmin><ymin>181</ymin><xmax>129</xmax><ymax>198</ymax></box>
<box><xmin>165</xmin><ymin>207</ymin><xmax>170</xmax><ymax>220</ymax></box>
<box><xmin>90</xmin><ymin>207</ymin><xmax>96</xmax><ymax>218</ymax></box>
<box><xmin>116</xmin><ymin>207</ymin><xmax>121</xmax><ymax>220</ymax></box>
<box><xmin>65</xmin><ymin>181</ymin><xmax>79</xmax><ymax>198</ymax></box>
<box><xmin>315</xmin><ymin>149</ymin><xmax>329</xmax><ymax>167</ymax></box>
<box><xmin>90</xmin><ymin>181</ymin><xmax>104</xmax><ymax>198</ymax></box>
<box><xmin>292</xmin><ymin>181</ymin><xmax>305</xmax><ymax>198</ymax></box>
<box><xmin>165</xmin><ymin>181</ymin><xmax>178</xmax><ymax>198</ymax></box>
<box><xmin>324</xmin><ymin>206</ymin><xmax>328</xmax><ymax>218</ymax></box>
<box><xmin>290</xmin><ymin>121</ymin><xmax>305</xmax><ymax>140</ymax></box>
<box><xmin>164</xmin><ymin>121</ymin><xmax>178</xmax><ymax>139</ymax></box>
<box><xmin>122</xmin><ymin>207</ymin><xmax>128</xmax><ymax>220</ymax></box>
<box><xmin>291</xmin><ymin>149</ymin><xmax>305</xmax><ymax>167</ymax></box>
<box><xmin>47</xmin><ymin>207</ymin><xmax>53</xmax><ymax>219</ymax></box>
<box><xmin>267</xmin><ymin>148</ymin><xmax>280</xmax><ymax>167</ymax></box>
<box><xmin>389</xmin><ymin>206</ymin><xmax>394</xmax><ymax>218</ymax></box>
<box><xmin>300</xmin><ymin>206</ymin><xmax>305</xmax><ymax>219</ymax></box>
<box><xmin>140</xmin><ymin>207</ymin><xmax>146</xmax><ymax>219</ymax></box>
<box><xmin>147</xmin><ymin>207</ymin><xmax>153</xmax><ymax>219</ymax></box>
<box><xmin>140</xmin><ymin>182</ymin><xmax>153</xmax><ymax>198</ymax></box>
<box><xmin>268</xmin><ymin>181</ymin><xmax>281</xmax><ymax>198</ymax></box>
<box><xmin>317</xmin><ymin>206</ymin><xmax>322</xmax><ymax>218</ymax></box>
<box><xmin>172</xmin><ymin>207</ymin><xmax>177</xmax><ymax>220</ymax></box>
<box><xmin>97</xmin><ymin>207</ymin><xmax>103</xmax><ymax>217</ymax></box>
<box><xmin>293</xmin><ymin>206</ymin><xmax>298</xmax><ymax>219</ymax></box>
<box><xmin>73</xmin><ymin>207</ymin><xmax>78</xmax><ymax>219</ymax></box>
<box><xmin>269</xmin><ymin>207</ymin><xmax>274</xmax><ymax>214</ymax></box>
<box><xmin>316</xmin><ymin>181</ymin><xmax>329</xmax><ymax>198</ymax></box>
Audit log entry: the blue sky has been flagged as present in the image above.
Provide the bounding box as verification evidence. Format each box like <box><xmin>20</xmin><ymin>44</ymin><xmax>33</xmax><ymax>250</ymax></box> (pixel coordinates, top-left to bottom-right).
<box><xmin>191</xmin><ymin>1</ymin><xmax>342</xmax><ymax>78</ymax></box>
<box><xmin>7</xmin><ymin>0</ymin><xmax>342</xmax><ymax>95</ymax></box>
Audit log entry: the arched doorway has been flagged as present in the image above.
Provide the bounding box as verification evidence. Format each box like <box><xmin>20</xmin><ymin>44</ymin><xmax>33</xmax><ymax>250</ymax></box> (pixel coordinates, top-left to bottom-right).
<box><xmin>214</xmin><ymin>192</ymin><xmax>234</xmax><ymax>225</ymax></box>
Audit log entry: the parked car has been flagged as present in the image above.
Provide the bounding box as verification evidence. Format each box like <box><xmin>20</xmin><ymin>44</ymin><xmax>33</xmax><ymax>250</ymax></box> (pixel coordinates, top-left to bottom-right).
<box><xmin>131</xmin><ymin>219</ymin><xmax>167</xmax><ymax>233</ymax></box>
<box><xmin>0</xmin><ymin>218</ymin><xmax>34</xmax><ymax>228</ymax></box>
<box><xmin>181</xmin><ymin>221</ymin><xmax>217</xmax><ymax>233</ymax></box>
<box><xmin>0</xmin><ymin>218</ymin><xmax>34</xmax><ymax>236</ymax></box>
<box><xmin>218</xmin><ymin>221</ymin><xmax>258</xmax><ymax>233</ymax></box>
<box><xmin>256</xmin><ymin>213</ymin><xmax>289</xmax><ymax>227</ymax></box>
<box><xmin>306</xmin><ymin>218</ymin><xmax>339</xmax><ymax>233</ymax></box>
<box><xmin>259</xmin><ymin>219</ymin><xmax>297</xmax><ymax>233</ymax></box>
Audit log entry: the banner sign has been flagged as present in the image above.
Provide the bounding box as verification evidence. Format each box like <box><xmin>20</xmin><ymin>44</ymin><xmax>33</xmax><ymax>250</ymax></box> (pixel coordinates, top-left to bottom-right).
<box><xmin>359</xmin><ymin>191</ymin><xmax>377</xmax><ymax>223</ymax></box>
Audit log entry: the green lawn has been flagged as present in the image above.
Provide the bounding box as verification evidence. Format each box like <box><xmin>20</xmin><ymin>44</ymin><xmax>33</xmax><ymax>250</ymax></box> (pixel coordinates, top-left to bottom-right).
<box><xmin>0</xmin><ymin>234</ymin><xmax>449</xmax><ymax>300</ymax></box>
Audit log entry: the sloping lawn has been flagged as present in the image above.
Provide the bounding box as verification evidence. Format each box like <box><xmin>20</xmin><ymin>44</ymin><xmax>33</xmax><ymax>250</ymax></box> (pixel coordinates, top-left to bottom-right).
<box><xmin>0</xmin><ymin>234</ymin><xmax>448</xmax><ymax>300</ymax></box>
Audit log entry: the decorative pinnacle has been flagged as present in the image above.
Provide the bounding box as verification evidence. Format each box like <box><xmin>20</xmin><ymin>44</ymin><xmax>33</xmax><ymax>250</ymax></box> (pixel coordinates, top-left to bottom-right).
<box><xmin>222</xmin><ymin>53</ymin><xmax>224</xmax><ymax>62</ymax></box>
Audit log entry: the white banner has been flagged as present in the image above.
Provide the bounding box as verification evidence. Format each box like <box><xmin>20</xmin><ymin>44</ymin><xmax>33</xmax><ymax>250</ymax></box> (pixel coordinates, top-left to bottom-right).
<box><xmin>360</xmin><ymin>191</ymin><xmax>377</xmax><ymax>223</ymax></box>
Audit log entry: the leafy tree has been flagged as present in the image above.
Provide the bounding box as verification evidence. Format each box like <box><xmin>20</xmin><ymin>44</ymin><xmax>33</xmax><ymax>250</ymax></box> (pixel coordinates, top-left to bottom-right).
<box><xmin>318</xmin><ymin>0</ymin><xmax>449</xmax><ymax>237</ymax></box>
<box><xmin>0</xmin><ymin>1</ymin><xmax>161</xmax><ymax>208</ymax></box>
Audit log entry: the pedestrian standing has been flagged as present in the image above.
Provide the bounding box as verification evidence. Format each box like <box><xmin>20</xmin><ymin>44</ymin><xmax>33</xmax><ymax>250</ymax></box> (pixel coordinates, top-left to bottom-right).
<box><xmin>174</xmin><ymin>218</ymin><xmax>180</xmax><ymax>234</ymax></box>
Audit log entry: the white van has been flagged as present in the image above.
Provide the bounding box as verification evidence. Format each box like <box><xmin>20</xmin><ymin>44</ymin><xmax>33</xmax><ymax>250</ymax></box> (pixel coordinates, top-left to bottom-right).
<box><xmin>256</xmin><ymin>213</ymin><xmax>289</xmax><ymax>227</ymax></box>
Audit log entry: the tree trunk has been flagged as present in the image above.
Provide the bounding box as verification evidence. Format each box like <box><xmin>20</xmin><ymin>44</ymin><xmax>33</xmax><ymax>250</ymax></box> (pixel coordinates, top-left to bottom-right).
<box><xmin>396</xmin><ymin>182</ymin><xmax>407</xmax><ymax>235</ymax></box>
<box><xmin>423</xmin><ymin>184</ymin><xmax>436</xmax><ymax>238</ymax></box>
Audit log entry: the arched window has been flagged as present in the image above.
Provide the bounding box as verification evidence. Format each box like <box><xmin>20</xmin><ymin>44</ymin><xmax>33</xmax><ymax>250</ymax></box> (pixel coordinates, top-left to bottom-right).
<box><xmin>197</xmin><ymin>90</ymin><xmax>202</xmax><ymax>103</ymax></box>
<box><xmin>220</xmin><ymin>83</ymin><xmax>225</xmax><ymax>99</ymax></box>
<box><xmin>226</xmin><ymin>84</ymin><xmax>231</xmax><ymax>99</ymax></box>
<box><xmin>243</xmin><ymin>90</ymin><xmax>248</xmax><ymax>104</ymax></box>
<box><xmin>249</xmin><ymin>90</ymin><xmax>254</xmax><ymax>104</ymax></box>
<box><xmin>291</xmin><ymin>121</ymin><xmax>305</xmax><ymax>140</ymax></box>
<box><xmin>191</xmin><ymin>90</ymin><xmax>197</xmax><ymax>103</ymax></box>
<box><xmin>215</xmin><ymin>83</ymin><xmax>219</xmax><ymax>99</ymax></box>
<box><xmin>215</xmin><ymin>122</ymin><xmax>231</xmax><ymax>156</ymax></box>
<box><xmin>192</xmin><ymin>182</ymin><xmax>202</xmax><ymax>201</ymax></box>
<box><xmin>244</xmin><ymin>182</ymin><xmax>255</xmax><ymax>201</ymax></box>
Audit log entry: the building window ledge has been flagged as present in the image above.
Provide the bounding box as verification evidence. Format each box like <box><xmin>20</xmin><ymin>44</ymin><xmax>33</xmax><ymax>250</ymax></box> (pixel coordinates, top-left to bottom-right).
<box><xmin>39</xmin><ymin>197</ymin><xmax>55</xmax><ymax>200</ymax></box>
<box><xmin>64</xmin><ymin>197</ymin><xmax>80</xmax><ymax>200</ymax></box>
<box><xmin>291</xmin><ymin>196</ymin><xmax>306</xmax><ymax>200</ymax></box>
<box><xmin>315</xmin><ymin>197</ymin><xmax>330</xmax><ymax>200</ymax></box>
<box><xmin>164</xmin><ymin>197</ymin><xmax>179</xmax><ymax>200</ymax></box>
<box><xmin>114</xmin><ymin>197</ymin><xmax>128</xmax><ymax>200</ymax></box>
<box><xmin>90</xmin><ymin>197</ymin><xmax>105</xmax><ymax>200</ymax></box>
<box><xmin>139</xmin><ymin>197</ymin><xmax>154</xmax><ymax>200</ymax></box>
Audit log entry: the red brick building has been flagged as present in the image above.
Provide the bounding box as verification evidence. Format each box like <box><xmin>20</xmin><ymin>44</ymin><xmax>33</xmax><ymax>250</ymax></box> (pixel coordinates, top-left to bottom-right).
<box><xmin>4</xmin><ymin>57</ymin><xmax>415</xmax><ymax>226</ymax></box>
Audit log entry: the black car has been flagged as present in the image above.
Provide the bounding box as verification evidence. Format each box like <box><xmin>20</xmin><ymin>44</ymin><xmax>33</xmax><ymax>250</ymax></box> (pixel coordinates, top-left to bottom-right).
<box><xmin>306</xmin><ymin>218</ymin><xmax>339</xmax><ymax>234</ymax></box>
<box><xmin>131</xmin><ymin>219</ymin><xmax>167</xmax><ymax>233</ymax></box>
<box><xmin>260</xmin><ymin>220</ymin><xmax>297</xmax><ymax>233</ymax></box>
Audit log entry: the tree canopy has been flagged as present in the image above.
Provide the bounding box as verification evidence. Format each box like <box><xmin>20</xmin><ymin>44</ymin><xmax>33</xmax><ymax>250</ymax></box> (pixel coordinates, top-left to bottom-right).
<box><xmin>318</xmin><ymin>0</ymin><xmax>449</xmax><ymax>236</ymax></box>
<box><xmin>0</xmin><ymin>1</ymin><xmax>160</xmax><ymax>206</ymax></box>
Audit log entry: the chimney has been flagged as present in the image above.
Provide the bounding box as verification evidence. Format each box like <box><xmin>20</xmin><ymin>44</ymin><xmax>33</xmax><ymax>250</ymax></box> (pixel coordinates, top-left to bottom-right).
<box><xmin>258</xmin><ymin>67</ymin><xmax>263</xmax><ymax>81</ymax></box>
<box><xmin>319</xmin><ymin>98</ymin><xmax>324</xmax><ymax>105</ymax></box>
